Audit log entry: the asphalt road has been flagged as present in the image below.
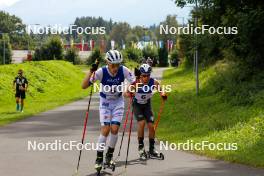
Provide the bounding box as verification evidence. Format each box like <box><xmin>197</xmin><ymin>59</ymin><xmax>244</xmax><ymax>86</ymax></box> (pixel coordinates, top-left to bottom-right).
<box><xmin>0</xmin><ymin>68</ymin><xmax>264</xmax><ymax>176</ymax></box>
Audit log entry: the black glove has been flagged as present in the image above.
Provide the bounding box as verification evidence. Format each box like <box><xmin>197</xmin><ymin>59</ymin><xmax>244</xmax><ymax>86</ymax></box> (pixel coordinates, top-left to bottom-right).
<box><xmin>134</xmin><ymin>67</ymin><xmax>141</xmax><ymax>78</ymax></box>
<box><xmin>161</xmin><ymin>93</ymin><xmax>168</xmax><ymax>101</ymax></box>
<box><xmin>90</xmin><ymin>62</ymin><xmax>99</xmax><ymax>72</ymax></box>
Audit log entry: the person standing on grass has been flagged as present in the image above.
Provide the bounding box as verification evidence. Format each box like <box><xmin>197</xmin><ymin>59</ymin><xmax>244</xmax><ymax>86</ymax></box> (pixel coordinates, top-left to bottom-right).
<box><xmin>13</xmin><ymin>69</ymin><xmax>28</xmax><ymax>112</ymax></box>
<box><xmin>82</xmin><ymin>50</ymin><xmax>135</xmax><ymax>171</ymax></box>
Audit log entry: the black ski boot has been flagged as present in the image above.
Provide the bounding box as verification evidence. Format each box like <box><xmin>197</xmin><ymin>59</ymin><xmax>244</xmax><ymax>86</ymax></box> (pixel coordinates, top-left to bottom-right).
<box><xmin>95</xmin><ymin>151</ymin><xmax>103</xmax><ymax>176</ymax></box>
<box><xmin>103</xmin><ymin>147</ymin><xmax>116</xmax><ymax>172</ymax></box>
<box><xmin>147</xmin><ymin>138</ymin><xmax>165</xmax><ymax>160</ymax></box>
<box><xmin>138</xmin><ymin>144</ymin><xmax>147</xmax><ymax>160</ymax></box>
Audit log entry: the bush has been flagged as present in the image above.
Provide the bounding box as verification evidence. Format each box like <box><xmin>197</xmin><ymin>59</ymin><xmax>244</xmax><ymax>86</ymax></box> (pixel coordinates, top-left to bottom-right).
<box><xmin>32</xmin><ymin>48</ymin><xmax>42</xmax><ymax>61</ymax></box>
<box><xmin>0</xmin><ymin>35</ymin><xmax>12</xmax><ymax>65</ymax></box>
<box><xmin>142</xmin><ymin>45</ymin><xmax>158</xmax><ymax>66</ymax></box>
<box><xmin>87</xmin><ymin>48</ymin><xmax>103</xmax><ymax>65</ymax></box>
<box><xmin>170</xmin><ymin>49</ymin><xmax>179</xmax><ymax>67</ymax></box>
<box><xmin>45</xmin><ymin>36</ymin><xmax>63</xmax><ymax>60</ymax></box>
<box><xmin>158</xmin><ymin>43</ymin><xmax>169</xmax><ymax>67</ymax></box>
<box><xmin>123</xmin><ymin>47</ymin><xmax>142</xmax><ymax>62</ymax></box>
<box><xmin>64</xmin><ymin>47</ymin><xmax>80</xmax><ymax>65</ymax></box>
<box><xmin>142</xmin><ymin>46</ymin><xmax>158</xmax><ymax>60</ymax></box>
<box><xmin>208</xmin><ymin>61</ymin><xmax>264</xmax><ymax>106</ymax></box>
<box><xmin>33</xmin><ymin>36</ymin><xmax>63</xmax><ymax>61</ymax></box>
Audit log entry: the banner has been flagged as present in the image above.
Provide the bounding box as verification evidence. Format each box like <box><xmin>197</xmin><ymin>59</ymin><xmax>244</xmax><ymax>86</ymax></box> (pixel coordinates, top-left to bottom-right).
<box><xmin>159</xmin><ymin>41</ymin><xmax>164</xmax><ymax>49</ymax></box>
<box><xmin>111</xmin><ymin>40</ymin><xmax>115</xmax><ymax>50</ymax></box>
<box><xmin>100</xmin><ymin>39</ymin><xmax>106</xmax><ymax>53</ymax></box>
<box><xmin>90</xmin><ymin>39</ymin><xmax>95</xmax><ymax>51</ymax></box>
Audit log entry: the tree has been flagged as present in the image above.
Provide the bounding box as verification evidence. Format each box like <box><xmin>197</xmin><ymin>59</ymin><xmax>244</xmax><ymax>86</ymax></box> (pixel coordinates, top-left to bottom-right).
<box><xmin>0</xmin><ymin>11</ymin><xmax>33</xmax><ymax>50</ymax></box>
<box><xmin>44</xmin><ymin>36</ymin><xmax>63</xmax><ymax>60</ymax></box>
<box><xmin>156</xmin><ymin>15</ymin><xmax>179</xmax><ymax>44</ymax></box>
<box><xmin>33</xmin><ymin>36</ymin><xmax>63</xmax><ymax>60</ymax></box>
<box><xmin>122</xmin><ymin>47</ymin><xmax>143</xmax><ymax>62</ymax></box>
<box><xmin>174</xmin><ymin>0</ymin><xmax>264</xmax><ymax>70</ymax></box>
<box><xmin>109</xmin><ymin>22</ymin><xmax>131</xmax><ymax>48</ymax></box>
<box><xmin>158</xmin><ymin>44</ymin><xmax>169</xmax><ymax>67</ymax></box>
<box><xmin>0</xmin><ymin>34</ymin><xmax>12</xmax><ymax>64</ymax></box>
<box><xmin>87</xmin><ymin>48</ymin><xmax>103</xmax><ymax>65</ymax></box>
<box><xmin>170</xmin><ymin>49</ymin><xmax>179</xmax><ymax>67</ymax></box>
<box><xmin>65</xmin><ymin>47</ymin><xmax>80</xmax><ymax>64</ymax></box>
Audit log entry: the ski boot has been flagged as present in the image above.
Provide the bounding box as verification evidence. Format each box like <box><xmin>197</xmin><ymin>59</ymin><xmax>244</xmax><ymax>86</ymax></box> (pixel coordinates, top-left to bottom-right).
<box><xmin>95</xmin><ymin>152</ymin><xmax>103</xmax><ymax>176</ymax></box>
<box><xmin>147</xmin><ymin>148</ymin><xmax>165</xmax><ymax>160</ymax></box>
<box><xmin>138</xmin><ymin>144</ymin><xmax>148</xmax><ymax>160</ymax></box>
<box><xmin>103</xmin><ymin>147</ymin><xmax>116</xmax><ymax>172</ymax></box>
<box><xmin>147</xmin><ymin>139</ymin><xmax>165</xmax><ymax>160</ymax></box>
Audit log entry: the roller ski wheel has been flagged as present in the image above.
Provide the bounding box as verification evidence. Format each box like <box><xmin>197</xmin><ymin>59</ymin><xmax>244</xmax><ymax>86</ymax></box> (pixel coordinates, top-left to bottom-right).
<box><xmin>103</xmin><ymin>160</ymin><xmax>116</xmax><ymax>172</ymax></box>
<box><xmin>138</xmin><ymin>148</ymin><xmax>148</xmax><ymax>161</ymax></box>
<box><xmin>147</xmin><ymin>150</ymin><xmax>165</xmax><ymax>160</ymax></box>
<box><xmin>95</xmin><ymin>163</ymin><xmax>102</xmax><ymax>176</ymax></box>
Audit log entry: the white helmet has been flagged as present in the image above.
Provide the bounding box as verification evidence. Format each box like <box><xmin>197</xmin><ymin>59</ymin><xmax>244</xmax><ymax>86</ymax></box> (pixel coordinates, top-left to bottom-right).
<box><xmin>139</xmin><ymin>64</ymin><xmax>152</xmax><ymax>74</ymax></box>
<box><xmin>105</xmin><ymin>50</ymin><xmax>123</xmax><ymax>64</ymax></box>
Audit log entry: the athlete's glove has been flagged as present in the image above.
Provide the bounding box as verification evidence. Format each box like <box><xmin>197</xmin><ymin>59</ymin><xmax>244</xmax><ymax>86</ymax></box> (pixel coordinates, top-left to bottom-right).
<box><xmin>161</xmin><ymin>92</ymin><xmax>168</xmax><ymax>101</ymax></box>
<box><xmin>90</xmin><ymin>63</ymin><xmax>99</xmax><ymax>73</ymax></box>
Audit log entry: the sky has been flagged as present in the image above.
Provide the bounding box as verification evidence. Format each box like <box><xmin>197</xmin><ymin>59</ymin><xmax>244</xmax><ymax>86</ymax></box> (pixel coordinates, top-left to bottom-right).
<box><xmin>0</xmin><ymin>0</ymin><xmax>192</xmax><ymax>26</ymax></box>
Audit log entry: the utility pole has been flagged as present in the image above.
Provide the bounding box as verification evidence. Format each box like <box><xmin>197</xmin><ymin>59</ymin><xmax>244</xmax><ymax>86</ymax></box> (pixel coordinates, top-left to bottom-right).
<box><xmin>0</xmin><ymin>33</ymin><xmax>6</xmax><ymax>65</ymax></box>
<box><xmin>3</xmin><ymin>38</ymin><xmax>5</xmax><ymax>65</ymax></box>
<box><xmin>194</xmin><ymin>0</ymin><xmax>199</xmax><ymax>96</ymax></box>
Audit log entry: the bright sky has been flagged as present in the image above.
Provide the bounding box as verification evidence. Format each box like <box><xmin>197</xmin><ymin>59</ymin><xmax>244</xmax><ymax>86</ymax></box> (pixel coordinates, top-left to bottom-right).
<box><xmin>0</xmin><ymin>0</ymin><xmax>19</xmax><ymax>7</ymax></box>
<box><xmin>0</xmin><ymin>0</ymin><xmax>192</xmax><ymax>26</ymax></box>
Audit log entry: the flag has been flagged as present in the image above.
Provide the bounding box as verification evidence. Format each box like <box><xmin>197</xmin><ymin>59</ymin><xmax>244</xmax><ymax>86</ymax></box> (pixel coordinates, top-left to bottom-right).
<box><xmin>82</xmin><ymin>39</ymin><xmax>84</xmax><ymax>51</ymax></box>
<box><xmin>159</xmin><ymin>41</ymin><xmax>164</xmax><ymax>49</ymax></box>
<box><xmin>100</xmin><ymin>39</ymin><xmax>105</xmax><ymax>53</ymax></box>
<box><xmin>111</xmin><ymin>40</ymin><xmax>115</xmax><ymax>50</ymax></box>
<box><xmin>167</xmin><ymin>40</ymin><xmax>170</xmax><ymax>51</ymax></box>
<box><xmin>170</xmin><ymin>40</ymin><xmax>174</xmax><ymax>51</ymax></box>
<box><xmin>122</xmin><ymin>40</ymin><xmax>126</xmax><ymax>49</ymax></box>
<box><xmin>90</xmin><ymin>39</ymin><xmax>95</xmax><ymax>51</ymax></box>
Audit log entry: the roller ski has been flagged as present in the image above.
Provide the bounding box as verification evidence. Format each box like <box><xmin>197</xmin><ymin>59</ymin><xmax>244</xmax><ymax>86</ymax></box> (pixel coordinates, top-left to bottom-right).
<box><xmin>147</xmin><ymin>149</ymin><xmax>165</xmax><ymax>160</ymax></box>
<box><xmin>103</xmin><ymin>148</ymin><xmax>116</xmax><ymax>172</ymax></box>
<box><xmin>147</xmin><ymin>139</ymin><xmax>165</xmax><ymax>160</ymax></box>
<box><xmin>95</xmin><ymin>152</ymin><xmax>103</xmax><ymax>176</ymax></box>
<box><xmin>138</xmin><ymin>145</ymin><xmax>148</xmax><ymax>160</ymax></box>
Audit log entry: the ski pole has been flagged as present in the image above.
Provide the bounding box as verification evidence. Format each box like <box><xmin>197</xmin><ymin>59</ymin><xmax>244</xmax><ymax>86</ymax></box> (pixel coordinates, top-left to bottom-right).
<box><xmin>74</xmin><ymin>62</ymin><xmax>98</xmax><ymax>175</ymax></box>
<box><xmin>116</xmin><ymin>96</ymin><xmax>133</xmax><ymax>160</ymax></box>
<box><xmin>154</xmin><ymin>99</ymin><xmax>165</xmax><ymax>131</ymax></box>
<box><xmin>125</xmin><ymin>104</ymin><xmax>134</xmax><ymax>168</ymax></box>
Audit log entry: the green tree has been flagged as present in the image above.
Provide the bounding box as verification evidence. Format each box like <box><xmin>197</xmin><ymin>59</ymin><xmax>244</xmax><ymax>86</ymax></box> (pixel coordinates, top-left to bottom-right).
<box><xmin>122</xmin><ymin>47</ymin><xmax>143</xmax><ymax>62</ymax></box>
<box><xmin>158</xmin><ymin>44</ymin><xmax>169</xmax><ymax>67</ymax></box>
<box><xmin>170</xmin><ymin>49</ymin><xmax>179</xmax><ymax>67</ymax></box>
<box><xmin>109</xmin><ymin>22</ymin><xmax>131</xmax><ymax>48</ymax></box>
<box><xmin>44</xmin><ymin>36</ymin><xmax>63</xmax><ymax>60</ymax></box>
<box><xmin>64</xmin><ymin>47</ymin><xmax>80</xmax><ymax>65</ymax></box>
<box><xmin>0</xmin><ymin>11</ymin><xmax>33</xmax><ymax>50</ymax></box>
<box><xmin>33</xmin><ymin>36</ymin><xmax>63</xmax><ymax>60</ymax></box>
<box><xmin>87</xmin><ymin>48</ymin><xmax>103</xmax><ymax>65</ymax></box>
<box><xmin>0</xmin><ymin>34</ymin><xmax>12</xmax><ymax>64</ymax></box>
<box><xmin>156</xmin><ymin>15</ymin><xmax>178</xmax><ymax>44</ymax></box>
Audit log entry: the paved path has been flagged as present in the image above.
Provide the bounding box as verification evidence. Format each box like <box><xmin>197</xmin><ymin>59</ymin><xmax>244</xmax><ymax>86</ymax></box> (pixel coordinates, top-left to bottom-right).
<box><xmin>1</xmin><ymin>68</ymin><xmax>264</xmax><ymax>176</ymax></box>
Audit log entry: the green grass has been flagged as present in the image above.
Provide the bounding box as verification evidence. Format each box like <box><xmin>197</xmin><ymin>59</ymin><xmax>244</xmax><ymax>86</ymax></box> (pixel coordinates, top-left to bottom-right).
<box><xmin>0</xmin><ymin>59</ymin><xmax>138</xmax><ymax>126</ymax></box>
<box><xmin>0</xmin><ymin>61</ymin><xmax>89</xmax><ymax>126</ymax></box>
<box><xmin>152</xmin><ymin>61</ymin><xmax>264</xmax><ymax>167</ymax></box>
